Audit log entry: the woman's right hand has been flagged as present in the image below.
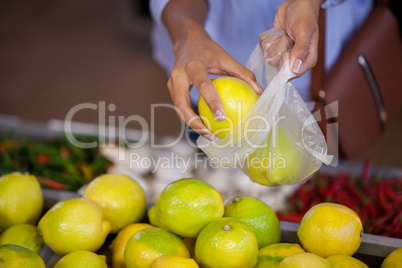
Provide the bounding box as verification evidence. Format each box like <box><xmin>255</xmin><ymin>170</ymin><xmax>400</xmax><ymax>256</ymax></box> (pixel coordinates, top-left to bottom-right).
<box><xmin>162</xmin><ymin>0</ymin><xmax>262</xmax><ymax>141</ymax></box>
<box><xmin>167</xmin><ymin>21</ymin><xmax>263</xmax><ymax>141</ymax></box>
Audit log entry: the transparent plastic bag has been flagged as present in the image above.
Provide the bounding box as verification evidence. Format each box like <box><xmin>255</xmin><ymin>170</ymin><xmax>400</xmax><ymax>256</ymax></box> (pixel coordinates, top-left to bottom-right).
<box><xmin>197</xmin><ymin>28</ymin><xmax>332</xmax><ymax>186</ymax></box>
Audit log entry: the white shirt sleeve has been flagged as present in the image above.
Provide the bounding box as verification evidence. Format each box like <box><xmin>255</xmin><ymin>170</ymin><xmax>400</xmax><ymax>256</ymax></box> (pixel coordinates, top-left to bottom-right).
<box><xmin>149</xmin><ymin>0</ymin><xmax>170</xmax><ymax>26</ymax></box>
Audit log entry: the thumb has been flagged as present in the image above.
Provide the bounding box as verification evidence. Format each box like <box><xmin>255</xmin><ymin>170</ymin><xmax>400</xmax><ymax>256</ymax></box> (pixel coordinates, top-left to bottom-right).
<box><xmin>289</xmin><ymin>23</ymin><xmax>319</xmax><ymax>76</ymax></box>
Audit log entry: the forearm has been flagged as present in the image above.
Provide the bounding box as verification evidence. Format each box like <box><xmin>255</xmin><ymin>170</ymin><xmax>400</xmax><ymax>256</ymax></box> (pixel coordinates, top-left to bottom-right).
<box><xmin>162</xmin><ymin>0</ymin><xmax>209</xmax><ymax>46</ymax></box>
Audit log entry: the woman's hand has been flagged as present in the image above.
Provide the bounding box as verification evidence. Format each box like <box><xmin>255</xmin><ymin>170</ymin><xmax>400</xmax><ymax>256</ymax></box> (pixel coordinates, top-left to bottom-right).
<box><xmin>163</xmin><ymin>0</ymin><xmax>262</xmax><ymax>141</ymax></box>
<box><xmin>263</xmin><ymin>0</ymin><xmax>324</xmax><ymax>77</ymax></box>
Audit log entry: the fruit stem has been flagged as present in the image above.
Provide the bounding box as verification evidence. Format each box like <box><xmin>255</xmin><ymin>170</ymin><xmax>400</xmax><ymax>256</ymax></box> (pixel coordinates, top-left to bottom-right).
<box><xmin>234</xmin><ymin>197</ymin><xmax>241</xmax><ymax>203</ymax></box>
<box><xmin>222</xmin><ymin>224</ymin><xmax>231</xmax><ymax>231</ymax></box>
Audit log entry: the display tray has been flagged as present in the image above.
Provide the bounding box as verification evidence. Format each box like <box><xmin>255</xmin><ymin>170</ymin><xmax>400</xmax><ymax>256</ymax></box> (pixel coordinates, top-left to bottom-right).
<box><xmin>40</xmin><ymin>189</ymin><xmax>402</xmax><ymax>268</ymax></box>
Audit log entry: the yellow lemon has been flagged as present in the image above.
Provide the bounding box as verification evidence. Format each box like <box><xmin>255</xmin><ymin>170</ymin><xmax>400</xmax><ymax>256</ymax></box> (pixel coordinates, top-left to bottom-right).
<box><xmin>124</xmin><ymin>227</ymin><xmax>189</xmax><ymax>268</ymax></box>
<box><xmin>278</xmin><ymin>252</ymin><xmax>332</xmax><ymax>268</ymax></box>
<box><xmin>255</xmin><ymin>243</ymin><xmax>305</xmax><ymax>268</ymax></box>
<box><xmin>110</xmin><ymin>223</ymin><xmax>154</xmax><ymax>268</ymax></box>
<box><xmin>297</xmin><ymin>203</ymin><xmax>363</xmax><ymax>258</ymax></box>
<box><xmin>247</xmin><ymin>127</ymin><xmax>303</xmax><ymax>186</ymax></box>
<box><xmin>326</xmin><ymin>254</ymin><xmax>368</xmax><ymax>268</ymax></box>
<box><xmin>38</xmin><ymin>198</ymin><xmax>111</xmax><ymax>256</ymax></box>
<box><xmin>152</xmin><ymin>256</ymin><xmax>199</xmax><ymax>268</ymax></box>
<box><xmin>54</xmin><ymin>251</ymin><xmax>107</xmax><ymax>268</ymax></box>
<box><xmin>195</xmin><ymin>217</ymin><xmax>258</xmax><ymax>268</ymax></box>
<box><xmin>0</xmin><ymin>224</ymin><xmax>44</xmax><ymax>254</ymax></box>
<box><xmin>224</xmin><ymin>196</ymin><xmax>280</xmax><ymax>248</ymax></box>
<box><xmin>149</xmin><ymin>178</ymin><xmax>224</xmax><ymax>238</ymax></box>
<box><xmin>83</xmin><ymin>174</ymin><xmax>146</xmax><ymax>233</ymax></box>
<box><xmin>0</xmin><ymin>172</ymin><xmax>43</xmax><ymax>231</ymax></box>
<box><xmin>198</xmin><ymin>76</ymin><xmax>259</xmax><ymax>139</ymax></box>
<box><xmin>381</xmin><ymin>247</ymin><xmax>402</xmax><ymax>268</ymax></box>
<box><xmin>0</xmin><ymin>244</ymin><xmax>45</xmax><ymax>268</ymax></box>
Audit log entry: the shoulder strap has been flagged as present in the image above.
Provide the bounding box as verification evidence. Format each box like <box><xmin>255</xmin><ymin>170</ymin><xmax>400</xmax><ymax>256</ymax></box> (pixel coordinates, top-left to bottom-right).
<box><xmin>310</xmin><ymin>8</ymin><xmax>326</xmax><ymax>102</ymax></box>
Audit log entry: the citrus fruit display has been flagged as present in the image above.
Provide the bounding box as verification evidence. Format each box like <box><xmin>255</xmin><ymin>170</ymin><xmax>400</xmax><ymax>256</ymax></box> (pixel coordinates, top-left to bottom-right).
<box><xmin>149</xmin><ymin>178</ymin><xmax>224</xmax><ymax>238</ymax></box>
<box><xmin>83</xmin><ymin>173</ymin><xmax>147</xmax><ymax>233</ymax></box>
<box><xmin>381</xmin><ymin>247</ymin><xmax>402</xmax><ymax>268</ymax></box>
<box><xmin>110</xmin><ymin>223</ymin><xmax>154</xmax><ymax>268</ymax></box>
<box><xmin>152</xmin><ymin>255</ymin><xmax>199</xmax><ymax>268</ymax></box>
<box><xmin>0</xmin><ymin>172</ymin><xmax>43</xmax><ymax>231</ymax></box>
<box><xmin>278</xmin><ymin>252</ymin><xmax>332</xmax><ymax>268</ymax></box>
<box><xmin>0</xmin><ymin>224</ymin><xmax>44</xmax><ymax>254</ymax></box>
<box><xmin>246</xmin><ymin>126</ymin><xmax>303</xmax><ymax>186</ymax></box>
<box><xmin>124</xmin><ymin>227</ymin><xmax>190</xmax><ymax>268</ymax></box>
<box><xmin>255</xmin><ymin>243</ymin><xmax>305</xmax><ymax>268</ymax></box>
<box><xmin>194</xmin><ymin>217</ymin><xmax>258</xmax><ymax>268</ymax></box>
<box><xmin>224</xmin><ymin>195</ymin><xmax>280</xmax><ymax>248</ymax></box>
<box><xmin>326</xmin><ymin>254</ymin><xmax>368</xmax><ymax>268</ymax></box>
<box><xmin>297</xmin><ymin>203</ymin><xmax>363</xmax><ymax>257</ymax></box>
<box><xmin>38</xmin><ymin>197</ymin><xmax>111</xmax><ymax>256</ymax></box>
<box><xmin>53</xmin><ymin>250</ymin><xmax>107</xmax><ymax>268</ymax></box>
<box><xmin>198</xmin><ymin>76</ymin><xmax>259</xmax><ymax>139</ymax></box>
<box><xmin>0</xmin><ymin>244</ymin><xmax>45</xmax><ymax>268</ymax></box>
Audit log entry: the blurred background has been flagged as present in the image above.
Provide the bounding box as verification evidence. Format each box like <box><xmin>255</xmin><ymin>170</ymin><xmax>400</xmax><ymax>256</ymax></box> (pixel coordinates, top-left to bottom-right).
<box><xmin>0</xmin><ymin>0</ymin><xmax>401</xmax><ymax>253</ymax></box>
<box><xmin>0</xmin><ymin>0</ymin><xmax>401</xmax><ymax>166</ymax></box>
<box><xmin>0</xmin><ymin>0</ymin><xmax>180</xmax><ymax>138</ymax></box>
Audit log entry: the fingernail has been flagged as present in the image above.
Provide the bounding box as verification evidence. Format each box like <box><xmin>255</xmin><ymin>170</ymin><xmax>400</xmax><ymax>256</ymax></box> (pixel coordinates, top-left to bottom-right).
<box><xmin>292</xmin><ymin>59</ymin><xmax>303</xmax><ymax>74</ymax></box>
<box><xmin>254</xmin><ymin>82</ymin><xmax>264</xmax><ymax>94</ymax></box>
<box><xmin>205</xmin><ymin>134</ymin><xmax>215</xmax><ymax>141</ymax></box>
<box><xmin>214</xmin><ymin>109</ymin><xmax>226</xmax><ymax>121</ymax></box>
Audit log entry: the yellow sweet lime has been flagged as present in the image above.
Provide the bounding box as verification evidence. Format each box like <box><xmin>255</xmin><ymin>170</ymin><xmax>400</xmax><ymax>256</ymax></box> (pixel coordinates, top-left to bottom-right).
<box><xmin>53</xmin><ymin>251</ymin><xmax>107</xmax><ymax>268</ymax></box>
<box><xmin>297</xmin><ymin>203</ymin><xmax>363</xmax><ymax>258</ymax></box>
<box><xmin>195</xmin><ymin>217</ymin><xmax>258</xmax><ymax>268</ymax></box>
<box><xmin>198</xmin><ymin>76</ymin><xmax>259</xmax><ymax>139</ymax></box>
<box><xmin>0</xmin><ymin>172</ymin><xmax>43</xmax><ymax>231</ymax></box>
<box><xmin>110</xmin><ymin>223</ymin><xmax>154</xmax><ymax>268</ymax></box>
<box><xmin>83</xmin><ymin>173</ymin><xmax>146</xmax><ymax>233</ymax></box>
<box><xmin>247</xmin><ymin>127</ymin><xmax>302</xmax><ymax>186</ymax></box>
<box><xmin>255</xmin><ymin>243</ymin><xmax>305</xmax><ymax>268</ymax></box>
<box><xmin>38</xmin><ymin>198</ymin><xmax>111</xmax><ymax>256</ymax></box>
<box><xmin>149</xmin><ymin>178</ymin><xmax>224</xmax><ymax>238</ymax></box>
<box><xmin>381</xmin><ymin>247</ymin><xmax>402</xmax><ymax>268</ymax></box>
<box><xmin>224</xmin><ymin>196</ymin><xmax>280</xmax><ymax>248</ymax></box>
<box><xmin>0</xmin><ymin>224</ymin><xmax>44</xmax><ymax>254</ymax></box>
<box><xmin>278</xmin><ymin>252</ymin><xmax>332</xmax><ymax>268</ymax></box>
<box><xmin>0</xmin><ymin>244</ymin><xmax>45</xmax><ymax>268</ymax></box>
<box><xmin>124</xmin><ymin>227</ymin><xmax>190</xmax><ymax>268</ymax></box>
<box><xmin>151</xmin><ymin>256</ymin><xmax>199</xmax><ymax>268</ymax></box>
<box><xmin>326</xmin><ymin>254</ymin><xmax>368</xmax><ymax>268</ymax></box>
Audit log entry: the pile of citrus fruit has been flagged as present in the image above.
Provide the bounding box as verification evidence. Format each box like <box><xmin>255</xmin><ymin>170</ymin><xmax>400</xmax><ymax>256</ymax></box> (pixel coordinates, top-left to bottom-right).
<box><xmin>1</xmin><ymin>171</ymin><xmax>401</xmax><ymax>267</ymax></box>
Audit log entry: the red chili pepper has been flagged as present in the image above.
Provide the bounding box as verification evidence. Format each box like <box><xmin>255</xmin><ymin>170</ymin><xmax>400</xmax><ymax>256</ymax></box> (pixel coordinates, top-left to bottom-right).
<box><xmin>37</xmin><ymin>176</ymin><xmax>66</xmax><ymax>190</ymax></box>
<box><xmin>327</xmin><ymin>173</ymin><xmax>347</xmax><ymax>198</ymax></box>
<box><xmin>378</xmin><ymin>182</ymin><xmax>393</xmax><ymax>213</ymax></box>
<box><xmin>363</xmin><ymin>202</ymin><xmax>377</xmax><ymax>219</ymax></box>
<box><xmin>347</xmin><ymin>180</ymin><xmax>363</xmax><ymax>201</ymax></box>
<box><xmin>37</xmin><ymin>153</ymin><xmax>51</xmax><ymax>165</ymax></box>
<box><xmin>392</xmin><ymin>210</ymin><xmax>402</xmax><ymax>226</ymax></box>
<box><xmin>60</xmin><ymin>146</ymin><xmax>70</xmax><ymax>159</ymax></box>
<box><xmin>383</xmin><ymin>183</ymin><xmax>402</xmax><ymax>203</ymax></box>
<box><xmin>0</xmin><ymin>143</ymin><xmax>6</xmax><ymax>152</ymax></box>
<box><xmin>277</xmin><ymin>212</ymin><xmax>303</xmax><ymax>223</ymax></box>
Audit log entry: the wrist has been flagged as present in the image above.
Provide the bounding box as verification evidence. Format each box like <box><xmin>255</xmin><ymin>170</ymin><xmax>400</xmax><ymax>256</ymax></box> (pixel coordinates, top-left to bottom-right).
<box><xmin>172</xmin><ymin>19</ymin><xmax>211</xmax><ymax>56</ymax></box>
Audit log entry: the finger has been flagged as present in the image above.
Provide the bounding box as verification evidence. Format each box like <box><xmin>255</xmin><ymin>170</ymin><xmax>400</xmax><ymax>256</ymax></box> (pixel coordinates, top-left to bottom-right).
<box><xmin>168</xmin><ymin>70</ymin><xmax>215</xmax><ymax>141</ymax></box>
<box><xmin>289</xmin><ymin>21</ymin><xmax>318</xmax><ymax>76</ymax></box>
<box><xmin>219</xmin><ymin>57</ymin><xmax>264</xmax><ymax>95</ymax></box>
<box><xmin>186</xmin><ymin>61</ymin><xmax>227</xmax><ymax>121</ymax></box>
<box><xmin>175</xmin><ymin>97</ymin><xmax>215</xmax><ymax>141</ymax></box>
